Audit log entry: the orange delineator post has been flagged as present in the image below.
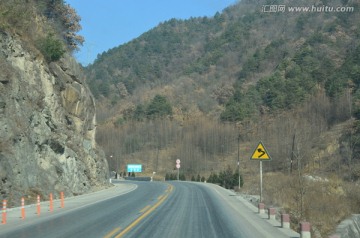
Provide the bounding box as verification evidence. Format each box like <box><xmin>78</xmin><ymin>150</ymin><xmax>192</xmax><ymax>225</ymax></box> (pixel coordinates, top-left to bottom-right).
<box><xmin>60</xmin><ymin>192</ymin><xmax>64</xmax><ymax>208</ymax></box>
<box><xmin>2</xmin><ymin>200</ymin><xmax>6</xmax><ymax>224</ymax></box>
<box><xmin>36</xmin><ymin>195</ymin><xmax>41</xmax><ymax>216</ymax></box>
<box><xmin>49</xmin><ymin>193</ymin><xmax>53</xmax><ymax>212</ymax></box>
<box><xmin>21</xmin><ymin>197</ymin><xmax>25</xmax><ymax>220</ymax></box>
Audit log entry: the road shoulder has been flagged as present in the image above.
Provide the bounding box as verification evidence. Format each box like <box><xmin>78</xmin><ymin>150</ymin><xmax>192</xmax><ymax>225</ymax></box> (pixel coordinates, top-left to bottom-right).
<box><xmin>0</xmin><ymin>181</ymin><xmax>137</xmax><ymax>235</ymax></box>
<box><xmin>200</xmin><ymin>182</ymin><xmax>300</xmax><ymax>238</ymax></box>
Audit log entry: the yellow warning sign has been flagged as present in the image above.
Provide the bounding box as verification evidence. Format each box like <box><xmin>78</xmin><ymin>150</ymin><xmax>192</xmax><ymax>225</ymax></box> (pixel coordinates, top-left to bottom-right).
<box><xmin>250</xmin><ymin>142</ymin><xmax>271</xmax><ymax>160</ymax></box>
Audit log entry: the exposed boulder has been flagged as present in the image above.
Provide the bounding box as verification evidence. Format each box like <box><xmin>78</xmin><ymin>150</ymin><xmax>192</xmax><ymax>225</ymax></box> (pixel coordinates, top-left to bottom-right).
<box><xmin>335</xmin><ymin>214</ymin><xmax>360</xmax><ymax>238</ymax></box>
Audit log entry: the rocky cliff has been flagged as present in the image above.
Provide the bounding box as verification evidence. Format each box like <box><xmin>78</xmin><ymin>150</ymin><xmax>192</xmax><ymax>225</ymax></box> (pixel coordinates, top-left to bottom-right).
<box><xmin>0</xmin><ymin>32</ymin><xmax>109</xmax><ymax>205</ymax></box>
<box><xmin>335</xmin><ymin>214</ymin><xmax>360</xmax><ymax>238</ymax></box>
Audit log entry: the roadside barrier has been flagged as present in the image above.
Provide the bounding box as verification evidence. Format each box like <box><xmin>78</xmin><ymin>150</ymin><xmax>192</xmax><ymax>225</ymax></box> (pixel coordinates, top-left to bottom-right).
<box><xmin>268</xmin><ymin>207</ymin><xmax>276</xmax><ymax>220</ymax></box>
<box><xmin>49</xmin><ymin>193</ymin><xmax>53</xmax><ymax>212</ymax></box>
<box><xmin>21</xmin><ymin>197</ymin><xmax>25</xmax><ymax>220</ymax></box>
<box><xmin>37</xmin><ymin>195</ymin><xmax>41</xmax><ymax>216</ymax></box>
<box><xmin>257</xmin><ymin>202</ymin><xmax>312</xmax><ymax>237</ymax></box>
<box><xmin>1</xmin><ymin>192</ymin><xmax>66</xmax><ymax>226</ymax></box>
<box><xmin>2</xmin><ymin>200</ymin><xmax>6</xmax><ymax>224</ymax></box>
<box><xmin>300</xmin><ymin>222</ymin><xmax>311</xmax><ymax>238</ymax></box>
<box><xmin>258</xmin><ymin>202</ymin><xmax>265</xmax><ymax>214</ymax></box>
<box><xmin>60</xmin><ymin>192</ymin><xmax>64</xmax><ymax>208</ymax></box>
<box><xmin>281</xmin><ymin>214</ymin><xmax>290</xmax><ymax>228</ymax></box>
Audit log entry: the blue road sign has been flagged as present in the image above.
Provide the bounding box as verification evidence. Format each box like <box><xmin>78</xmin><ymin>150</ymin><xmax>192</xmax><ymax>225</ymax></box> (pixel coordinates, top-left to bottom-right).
<box><xmin>127</xmin><ymin>164</ymin><xmax>142</xmax><ymax>173</ymax></box>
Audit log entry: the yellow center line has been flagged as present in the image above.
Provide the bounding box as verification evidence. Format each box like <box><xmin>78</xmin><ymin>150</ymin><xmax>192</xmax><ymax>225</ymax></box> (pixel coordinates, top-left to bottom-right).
<box><xmin>139</xmin><ymin>205</ymin><xmax>151</xmax><ymax>213</ymax></box>
<box><xmin>104</xmin><ymin>227</ymin><xmax>121</xmax><ymax>238</ymax></box>
<box><xmin>113</xmin><ymin>184</ymin><xmax>174</xmax><ymax>238</ymax></box>
<box><xmin>157</xmin><ymin>195</ymin><xmax>163</xmax><ymax>200</ymax></box>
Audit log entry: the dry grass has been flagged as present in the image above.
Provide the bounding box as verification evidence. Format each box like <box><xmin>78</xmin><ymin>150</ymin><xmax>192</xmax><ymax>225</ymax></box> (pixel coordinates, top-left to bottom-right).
<box><xmin>241</xmin><ymin>172</ymin><xmax>357</xmax><ymax>237</ymax></box>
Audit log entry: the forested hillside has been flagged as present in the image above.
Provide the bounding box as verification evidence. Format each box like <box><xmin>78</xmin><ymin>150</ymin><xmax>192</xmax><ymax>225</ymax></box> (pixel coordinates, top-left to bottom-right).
<box><xmin>85</xmin><ymin>1</ymin><xmax>360</xmax><ymax>236</ymax></box>
<box><xmin>86</xmin><ymin>0</ymin><xmax>360</xmax><ymax>125</ymax></box>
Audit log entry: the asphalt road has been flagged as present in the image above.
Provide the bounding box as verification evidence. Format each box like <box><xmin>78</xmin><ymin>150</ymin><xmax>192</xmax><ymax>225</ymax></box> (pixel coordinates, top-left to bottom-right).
<box><xmin>0</xmin><ymin>181</ymin><xmax>299</xmax><ymax>238</ymax></box>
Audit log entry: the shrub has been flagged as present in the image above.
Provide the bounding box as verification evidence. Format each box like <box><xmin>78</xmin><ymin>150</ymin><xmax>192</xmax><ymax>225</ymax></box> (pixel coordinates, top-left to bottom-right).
<box><xmin>165</xmin><ymin>172</ymin><xmax>186</xmax><ymax>181</ymax></box>
<box><xmin>207</xmin><ymin>167</ymin><xmax>243</xmax><ymax>189</ymax></box>
<box><xmin>37</xmin><ymin>34</ymin><xmax>65</xmax><ymax>62</ymax></box>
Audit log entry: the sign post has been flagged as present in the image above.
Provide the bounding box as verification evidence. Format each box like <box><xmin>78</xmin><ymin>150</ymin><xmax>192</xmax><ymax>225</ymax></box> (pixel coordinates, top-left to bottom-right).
<box><xmin>250</xmin><ymin>141</ymin><xmax>271</xmax><ymax>202</ymax></box>
<box><xmin>260</xmin><ymin>161</ymin><xmax>263</xmax><ymax>202</ymax></box>
<box><xmin>237</xmin><ymin>134</ymin><xmax>240</xmax><ymax>190</ymax></box>
<box><xmin>176</xmin><ymin>159</ymin><xmax>181</xmax><ymax>180</ymax></box>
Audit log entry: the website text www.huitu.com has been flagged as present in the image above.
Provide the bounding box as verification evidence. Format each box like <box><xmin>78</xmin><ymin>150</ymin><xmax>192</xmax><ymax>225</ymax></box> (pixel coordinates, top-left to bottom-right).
<box><xmin>261</xmin><ymin>5</ymin><xmax>355</xmax><ymax>13</ymax></box>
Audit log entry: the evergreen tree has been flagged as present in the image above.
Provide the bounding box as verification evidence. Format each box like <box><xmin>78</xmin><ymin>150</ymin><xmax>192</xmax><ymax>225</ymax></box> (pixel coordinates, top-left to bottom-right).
<box><xmin>146</xmin><ymin>95</ymin><xmax>173</xmax><ymax>119</ymax></box>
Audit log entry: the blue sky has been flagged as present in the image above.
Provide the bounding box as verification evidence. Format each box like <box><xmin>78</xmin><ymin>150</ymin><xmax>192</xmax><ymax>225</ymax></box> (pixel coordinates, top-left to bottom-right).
<box><xmin>66</xmin><ymin>0</ymin><xmax>238</xmax><ymax>66</ymax></box>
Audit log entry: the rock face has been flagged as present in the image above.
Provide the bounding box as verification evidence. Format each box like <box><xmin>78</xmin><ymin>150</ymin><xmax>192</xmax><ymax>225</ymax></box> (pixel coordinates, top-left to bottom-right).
<box><xmin>0</xmin><ymin>32</ymin><xmax>109</xmax><ymax>205</ymax></box>
<box><xmin>335</xmin><ymin>214</ymin><xmax>360</xmax><ymax>238</ymax></box>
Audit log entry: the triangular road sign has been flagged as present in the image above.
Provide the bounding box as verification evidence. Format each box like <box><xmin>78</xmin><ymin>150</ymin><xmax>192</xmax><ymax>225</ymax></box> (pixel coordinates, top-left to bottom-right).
<box><xmin>250</xmin><ymin>141</ymin><xmax>271</xmax><ymax>160</ymax></box>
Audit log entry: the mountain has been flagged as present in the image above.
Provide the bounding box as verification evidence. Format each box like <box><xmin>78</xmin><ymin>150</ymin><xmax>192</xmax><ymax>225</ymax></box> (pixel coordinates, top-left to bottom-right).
<box><xmin>84</xmin><ymin>0</ymin><xmax>360</xmax><ymax>165</ymax></box>
<box><xmin>84</xmin><ymin>0</ymin><xmax>360</xmax><ymax>175</ymax></box>
<box><xmin>0</xmin><ymin>0</ymin><xmax>108</xmax><ymax>205</ymax></box>
<box><xmin>86</xmin><ymin>0</ymin><xmax>360</xmax><ymax>121</ymax></box>
<box><xmin>84</xmin><ymin>0</ymin><xmax>360</xmax><ymax>235</ymax></box>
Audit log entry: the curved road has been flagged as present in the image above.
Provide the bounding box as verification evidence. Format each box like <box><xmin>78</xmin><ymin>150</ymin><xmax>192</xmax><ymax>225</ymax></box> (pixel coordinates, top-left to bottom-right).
<box><xmin>0</xmin><ymin>181</ymin><xmax>297</xmax><ymax>238</ymax></box>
